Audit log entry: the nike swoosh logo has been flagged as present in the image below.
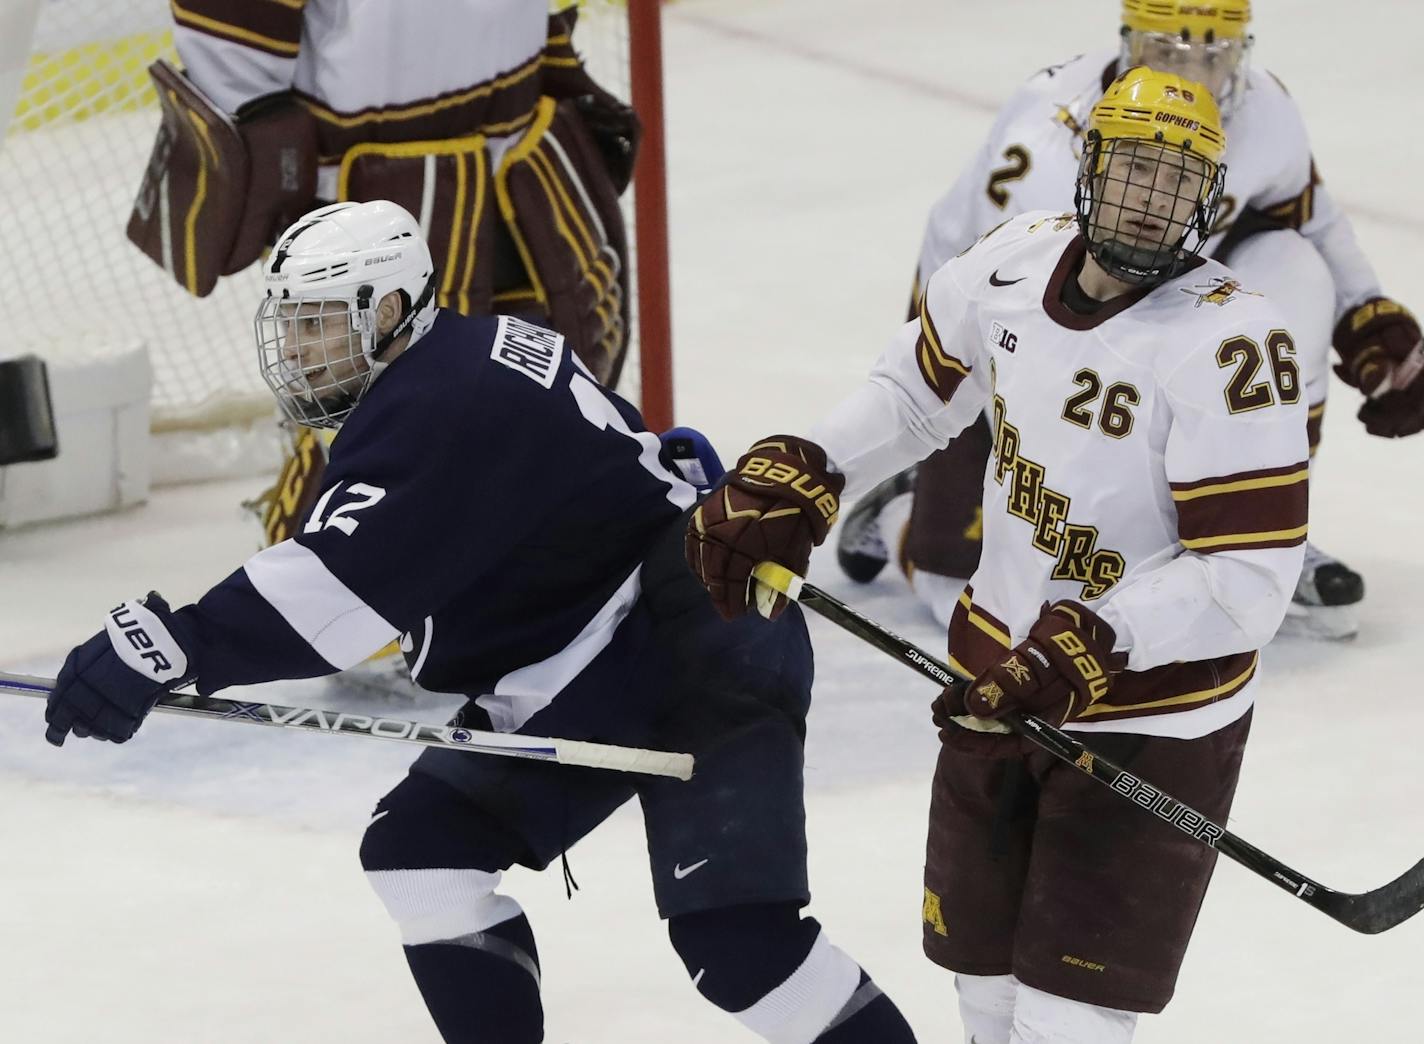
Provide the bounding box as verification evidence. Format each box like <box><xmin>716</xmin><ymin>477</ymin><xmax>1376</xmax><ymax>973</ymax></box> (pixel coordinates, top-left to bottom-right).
<box><xmin>673</xmin><ymin>858</ymin><xmax>709</xmax><ymax>879</ymax></box>
<box><xmin>368</xmin><ymin>810</ymin><xmax>390</xmax><ymax>826</ymax></box>
<box><xmin>989</xmin><ymin>269</ymin><xmax>1025</xmax><ymax>287</ymax></box>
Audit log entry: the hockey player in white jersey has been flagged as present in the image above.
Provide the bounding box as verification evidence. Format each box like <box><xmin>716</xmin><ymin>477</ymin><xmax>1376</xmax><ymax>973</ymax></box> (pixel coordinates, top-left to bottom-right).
<box><xmin>837</xmin><ymin>0</ymin><xmax>1420</xmax><ymax>641</ymax></box>
<box><xmin>689</xmin><ymin>69</ymin><xmax>1307</xmax><ymax>1042</ymax></box>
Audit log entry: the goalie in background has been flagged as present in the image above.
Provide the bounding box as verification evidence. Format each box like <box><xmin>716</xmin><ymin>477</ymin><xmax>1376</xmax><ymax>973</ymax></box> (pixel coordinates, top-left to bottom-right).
<box><xmin>128</xmin><ymin>0</ymin><xmax>641</xmax><ymax>548</ymax></box>
<box><xmin>837</xmin><ymin>0</ymin><xmax>1422</xmax><ymax>641</ymax></box>
<box><xmin>43</xmin><ymin>201</ymin><xmax>916</xmax><ymax>1044</ymax></box>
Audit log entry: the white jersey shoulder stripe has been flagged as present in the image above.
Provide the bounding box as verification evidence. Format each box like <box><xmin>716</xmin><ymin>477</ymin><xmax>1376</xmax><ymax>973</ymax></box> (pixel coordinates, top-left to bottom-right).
<box><xmin>243</xmin><ymin>540</ymin><xmax>399</xmax><ymax>670</ymax></box>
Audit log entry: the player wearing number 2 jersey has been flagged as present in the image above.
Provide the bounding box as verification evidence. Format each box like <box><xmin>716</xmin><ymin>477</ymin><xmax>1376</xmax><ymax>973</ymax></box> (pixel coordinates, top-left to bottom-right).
<box><xmin>39</xmin><ymin>201</ymin><xmax>914</xmax><ymax>1044</ymax></box>
<box><xmin>839</xmin><ymin>0</ymin><xmax>1422</xmax><ymax>642</ymax></box>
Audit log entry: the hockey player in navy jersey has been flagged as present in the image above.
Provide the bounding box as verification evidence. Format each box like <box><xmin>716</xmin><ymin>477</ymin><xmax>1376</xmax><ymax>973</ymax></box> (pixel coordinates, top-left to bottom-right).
<box><xmin>42</xmin><ymin>201</ymin><xmax>915</xmax><ymax>1044</ymax></box>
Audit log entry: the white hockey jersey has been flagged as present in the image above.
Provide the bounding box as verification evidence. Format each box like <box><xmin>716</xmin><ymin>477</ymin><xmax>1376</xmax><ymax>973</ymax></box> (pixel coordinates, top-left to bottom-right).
<box><xmin>918</xmin><ymin>51</ymin><xmax>1382</xmax><ymax>324</ymax></box>
<box><xmin>811</xmin><ymin>212</ymin><xmax>1309</xmax><ymax>738</ymax></box>
<box><xmin>172</xmin><ymin>0</ymin><xmax>549</xmax><ymax>181</ymax></box>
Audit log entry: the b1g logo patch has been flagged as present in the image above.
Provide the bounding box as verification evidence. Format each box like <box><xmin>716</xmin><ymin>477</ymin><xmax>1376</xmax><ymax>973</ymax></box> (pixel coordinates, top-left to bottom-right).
<box><xmin>989</xmin><ymin>321</ymin><xmax>1018</xmax><ymax>353</ymax></box>
<box><xmin>492</xmin><ymin>315</ymin><xmax>564</xmax><ymax>388</ymax></box>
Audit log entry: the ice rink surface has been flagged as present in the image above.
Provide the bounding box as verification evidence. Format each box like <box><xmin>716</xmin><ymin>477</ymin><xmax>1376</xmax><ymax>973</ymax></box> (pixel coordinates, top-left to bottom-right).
<box><xmin>3</xmin><ymin>1</ymin><xmax>1423</xmax><ymax>1040</ymax></box>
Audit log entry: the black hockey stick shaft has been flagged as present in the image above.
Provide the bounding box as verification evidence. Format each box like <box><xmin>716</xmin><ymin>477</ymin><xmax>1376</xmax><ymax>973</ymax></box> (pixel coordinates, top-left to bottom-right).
<box><xmin>753</xmin><ymin>562</ymin><xmax>1424</xmax><ymax>935</ymax></box>
<box><xmin>0</xmin><ymin>671</ymin><xmax>693</xmax><ymax>780</ymax></box>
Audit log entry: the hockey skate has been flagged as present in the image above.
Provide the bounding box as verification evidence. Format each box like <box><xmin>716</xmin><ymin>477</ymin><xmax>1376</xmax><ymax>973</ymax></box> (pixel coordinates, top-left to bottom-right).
<box><xmin>835</xmin><ymin>467</ymin><xmax>916</xmax><ymax>583</ymax></box>
<box><xmin>1278</xmin><ymin>542</ymin><xmax>1364</xmax><ymax>640</ymax></box>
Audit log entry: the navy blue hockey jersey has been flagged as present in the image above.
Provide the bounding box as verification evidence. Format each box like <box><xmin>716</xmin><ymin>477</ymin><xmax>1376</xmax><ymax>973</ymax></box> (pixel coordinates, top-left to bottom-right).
<box><xmin>175</xmin><ymin>312</ymin><xmax>697</xmax><ymax>730</ymax></box>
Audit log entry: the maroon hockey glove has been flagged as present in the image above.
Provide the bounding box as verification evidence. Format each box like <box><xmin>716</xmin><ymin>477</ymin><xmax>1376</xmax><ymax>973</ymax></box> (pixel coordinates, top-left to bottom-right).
<box><xmin>959</xmin><ymin>601</ymin><xmax>1126</xmax><ymax>727</ymax></box>
<box><xmin>686</xmin><ymin>435</ymin><xmax>843</xmax><ymax>621</ymax></box>
<box><xmin>1333</xmin><ymin>296</ymin><xmax>1424</xmax><ymax>437</ymax></box>
<box><xmin>931</xmin><ymin>683</ymin><xmax>1029</xmax><ymax>758</ymax></box>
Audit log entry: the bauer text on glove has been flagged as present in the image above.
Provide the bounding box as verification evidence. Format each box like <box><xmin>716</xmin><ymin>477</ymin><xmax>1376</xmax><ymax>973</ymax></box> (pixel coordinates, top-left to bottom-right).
<box><xmin>960</xmin><ymin>600</ymin><xmax>1126</xmax><ymax>728</ymax></box>
<box><xmin>684</xmin><ymin>435</ymin><xmax>843</xmax><ymax>620</ymax></box>
<box><xmin>44</xmin><ymin>593</ymin><xmax>197</xmax><ymax>747</ymax></box>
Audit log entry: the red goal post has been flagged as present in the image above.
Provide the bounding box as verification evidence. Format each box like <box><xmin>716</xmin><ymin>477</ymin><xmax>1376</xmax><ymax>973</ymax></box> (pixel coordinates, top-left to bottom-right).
<box><xmin>625</xmin><ymin>0</ymin><xmax>673</xmax><ymax>432</ymax></box>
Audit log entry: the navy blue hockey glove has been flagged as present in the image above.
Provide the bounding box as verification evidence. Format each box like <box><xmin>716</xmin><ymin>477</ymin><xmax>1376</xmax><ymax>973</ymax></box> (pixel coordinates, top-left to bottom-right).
<box><xmin>45</xmin><ymin>593</ymin><xmax>197</xmax><ymax>747</ymax></box>
<box><xmin>660</xmin><ymin>426</ymin><xmax>725</xmax><ymax>494</ymax></box>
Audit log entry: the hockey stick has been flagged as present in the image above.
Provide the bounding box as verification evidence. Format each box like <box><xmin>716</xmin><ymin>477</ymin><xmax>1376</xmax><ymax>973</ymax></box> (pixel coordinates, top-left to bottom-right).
<box><xmin>1368</xmin><ymin>338</ymin><xmax>1424</xmax><ymax>398</ymax></box>
<box><xmin>0</xmin><ymin>671</ymin><xmax>693</xmax><ymax>780</ymax></box>
<box><xmin>753</xmin><ymin>561</ymin><xmax>1424</xmax><ymax>934</ymax></box>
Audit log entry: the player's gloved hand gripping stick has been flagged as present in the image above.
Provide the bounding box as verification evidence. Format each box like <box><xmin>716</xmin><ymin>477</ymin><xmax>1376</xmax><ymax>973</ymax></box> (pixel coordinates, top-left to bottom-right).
<box><xmin>752</xmin><ymin>561</ymin><xmax>1424</xmax><ymax>935</ymax></box>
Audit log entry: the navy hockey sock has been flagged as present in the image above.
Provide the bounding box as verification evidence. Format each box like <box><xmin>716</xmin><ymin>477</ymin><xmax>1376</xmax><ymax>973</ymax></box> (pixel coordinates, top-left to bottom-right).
<box><xmin>403</xmin><ymin>912</ymin><xmax>543</xmax><ymax>1044</ymax></box>
<box><xmin>815</xmin><ymin>970</ymin><xmax>916</xmax><ymax>1042</ymax></box>
<box><xmin>668</xmin><ymin>903</ymin><xmax>820</xmax><ymax>1012</ymax></box>
<box><xmin>667</xmin><ymin>903</ymin><xmax>914</xmax><ymax>1042</ymax></box>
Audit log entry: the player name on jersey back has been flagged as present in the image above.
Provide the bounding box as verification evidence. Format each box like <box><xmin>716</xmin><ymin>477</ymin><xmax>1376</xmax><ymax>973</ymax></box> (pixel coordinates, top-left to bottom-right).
<box><xmin>492</xmin><ymin>315</ymin><xmax>565</xmax><ymax>388</ymax></box>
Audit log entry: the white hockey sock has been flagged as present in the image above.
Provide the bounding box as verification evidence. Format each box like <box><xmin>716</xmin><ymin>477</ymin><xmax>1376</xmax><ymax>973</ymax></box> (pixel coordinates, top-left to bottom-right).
<box><xmin>956</xmin><ymin>973</ymin><xmax>1016</xmax><ymax>1044</ymax></box>
<box><xmin>907</xmin><ymin>568</ymin><xmax>966</xmax><ymax>629</ymax></box>
<box><xmin>365</xmin><ymin>866</ymin><xmax>525</xmax><ymax>946</ymax></box>
<box><xmin>733</xmin><ymin>929</ymin><xmax>862</xmax><ymax>1044</ymax></box>
<box><xmin>1010</xmin><ymin>983</ymin><xmax>1138</xmax><ymax>1044</ymax></box>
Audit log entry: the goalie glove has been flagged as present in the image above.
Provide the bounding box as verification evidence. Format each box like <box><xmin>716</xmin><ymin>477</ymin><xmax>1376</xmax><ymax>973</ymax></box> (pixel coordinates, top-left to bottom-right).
<box><xmin>541</xmin><ymin>7</ymin><xmax>641</xmax><ymax>195</ymax></box>
<box><xmin>45</xmin><ymin>594</ymin><xmax>197</xmax><ymax>746</ymax></box>
<box><xmin>955</xmin><ymin>600</ymin><xmax>1126</xmax><ymax>728</ymax></box>
<box><xmin>1332</xmin><ymin>296</ymin><xmax>1424</xmax><ymax>437</ymax></box>
<box><xmin>685</xmin><ymin>435</ymin><xmax>844</xmax><ymax>621</ymax></box>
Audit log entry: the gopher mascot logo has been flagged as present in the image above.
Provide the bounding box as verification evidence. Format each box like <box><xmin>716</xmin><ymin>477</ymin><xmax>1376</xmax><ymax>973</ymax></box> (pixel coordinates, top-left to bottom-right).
<box><xmin>1180</xmin><ymin>276</ymin><xmax>1264</xmax><ymax>308</ymax></box>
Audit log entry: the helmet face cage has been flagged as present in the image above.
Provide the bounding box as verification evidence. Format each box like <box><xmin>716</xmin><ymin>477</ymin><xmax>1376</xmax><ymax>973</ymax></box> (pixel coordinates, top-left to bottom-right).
<box><xmin>1121</xmin><ymin>28</ymin><xmax>1253</xmax><ymax>115</ymax></box>
<box><xmin>255</xmin><ymin>294</ymin><xmax>378</xmax><ymax>429</ymax></box>
<box><xmin>254</xmin><ymin>200</ymin><xmax>440</xmax><ymax>429</ymax></box>
<box><xmin>1074</xmin><ymin>133</ymin><xmax>1225</xmax><ymax>286</ymax></box>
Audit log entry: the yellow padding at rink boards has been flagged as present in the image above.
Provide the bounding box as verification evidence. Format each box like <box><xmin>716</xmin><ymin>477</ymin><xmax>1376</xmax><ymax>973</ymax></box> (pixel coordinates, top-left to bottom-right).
<box><xmin>11</xmin><ymin>30</ymin><xmax>173</xmax><ymax>131</ymax></box>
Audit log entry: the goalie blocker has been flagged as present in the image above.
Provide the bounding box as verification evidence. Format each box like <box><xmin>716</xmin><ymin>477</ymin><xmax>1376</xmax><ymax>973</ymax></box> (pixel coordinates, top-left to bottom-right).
<box><xmin>126</xmin><ymin>59</ymin><xmax>318</xmax><ymax>298</ymax></box>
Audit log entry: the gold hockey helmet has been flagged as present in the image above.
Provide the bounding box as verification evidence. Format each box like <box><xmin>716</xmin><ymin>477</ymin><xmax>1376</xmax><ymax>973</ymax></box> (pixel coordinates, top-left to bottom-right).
<box><xmin>1119</xmin><ymin>1</ymin><xmax>1253</xmax><ymax>115</ymax></box>
<box><xmin>1089</xmin><ymin>65</ymin><xmax>1227</xmax><ymax>165</ymax></box>
<box><xmin>1121</xmin><ymin>0</ymin><xmax>1251</xmax><ymax>40</ymax></box>
<box><xmin>1074</xmin><ymin>66</ymin><xmax>1228</xmax><ymax>286</ymax></box>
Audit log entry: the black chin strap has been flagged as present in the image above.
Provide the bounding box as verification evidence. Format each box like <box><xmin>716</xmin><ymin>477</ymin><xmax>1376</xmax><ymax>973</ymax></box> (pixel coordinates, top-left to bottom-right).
<box><xmin>372</xmin><ymin>268</ymin><xmax>440</xmax><ymax>360</ymax></box>
<box><xmin>1091</xmin><ymin>237</ymin><xmax>1190</xmax><ymax>288</ymax></box>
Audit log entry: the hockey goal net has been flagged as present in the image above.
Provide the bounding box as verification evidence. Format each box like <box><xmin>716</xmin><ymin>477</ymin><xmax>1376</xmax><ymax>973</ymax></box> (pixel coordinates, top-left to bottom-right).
<box><xmin>0</xmin><ymin>0</ymin><xmax>670</xmax><ymax>479</ymax></box>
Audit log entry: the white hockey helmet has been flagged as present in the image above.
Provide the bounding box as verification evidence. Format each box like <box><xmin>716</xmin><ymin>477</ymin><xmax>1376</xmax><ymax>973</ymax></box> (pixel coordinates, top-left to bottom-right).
<box><xmin>255</xmin><ymin>200</ymin><xmax>438</xmax><ymax>428</ymax></box>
